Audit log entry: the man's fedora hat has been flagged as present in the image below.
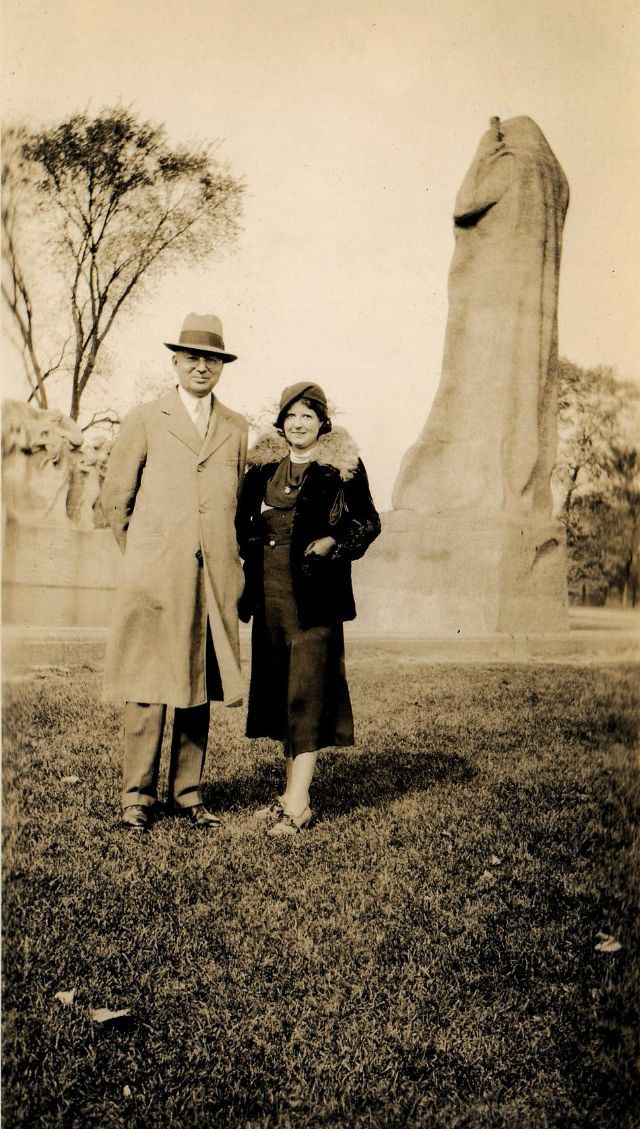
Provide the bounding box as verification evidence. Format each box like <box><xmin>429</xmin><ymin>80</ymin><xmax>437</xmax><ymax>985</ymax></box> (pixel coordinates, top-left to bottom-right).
<box><xmin>164</xmin><ymin>313</ymin><xmax>237</xmax><ymax>363</ymax></box>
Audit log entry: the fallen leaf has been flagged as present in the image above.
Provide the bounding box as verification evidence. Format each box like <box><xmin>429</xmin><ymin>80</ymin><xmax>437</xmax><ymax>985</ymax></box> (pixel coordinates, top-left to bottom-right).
<box><xmin>489</xmin><ymin>855</ymin><xmax>502</xmax><ymax>866</ymax></box>
<box><xmin>478</xmin><ymin>869</ymin><xmax>496</xmax><ymax>884</ymax></box>
<box><xmin>595</xmin><ymin>936</ymin><xmax>622</xmax><ymax>953</ymax></box>
<box><xmin>90</xmin><ymin>1007</ymin><xmax>131</xmax><ymax>1024</ymax></box>
<box><xmin>61</xmin><ymin>775</ymin><xmax>80</xmax><ymax>785</ymax></box>
<box><xmin>54</xmin><ymin>988</ymin><xmax>76</xmax><ymax>1007</ymax></box>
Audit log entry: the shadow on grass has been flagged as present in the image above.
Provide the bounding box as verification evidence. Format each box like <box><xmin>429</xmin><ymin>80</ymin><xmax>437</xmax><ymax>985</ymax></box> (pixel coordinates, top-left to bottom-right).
<box><xmin>201</xmin><ymin>744</ymin><xmax>476</xmax><ymax>819</ymax></box>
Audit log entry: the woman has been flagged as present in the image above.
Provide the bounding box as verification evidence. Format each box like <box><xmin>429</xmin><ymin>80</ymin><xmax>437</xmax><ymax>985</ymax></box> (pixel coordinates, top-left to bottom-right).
<box><xmin>236</xmin><ymin>382</ymin><xmax>381</xmax><ymax>835</ymax></box>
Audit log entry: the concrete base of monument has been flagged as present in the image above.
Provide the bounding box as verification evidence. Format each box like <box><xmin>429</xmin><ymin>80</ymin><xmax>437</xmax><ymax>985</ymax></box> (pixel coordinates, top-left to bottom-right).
<box><xmin>3</xmin><ymin>521</ymin><xmax>120</xmax><ymax>628</ymax></box>
<box><xmin>344</xmin><ymin>611</ymin><xmax>640</xmax><ymax>664</ymax></box>
<box><xmin>352</xmin><ymin>509</ymin><xmax>569</xmax><ymax>638</ymax></box>
<box><xmin>3</xmin><ymin>511</ymin><xmax>638</xmax><ymax>672</ymax></box>
<box><xmin>3</xmin><ymin>609</ymin><xmax>639</xmax><ymax>677</ymax></box>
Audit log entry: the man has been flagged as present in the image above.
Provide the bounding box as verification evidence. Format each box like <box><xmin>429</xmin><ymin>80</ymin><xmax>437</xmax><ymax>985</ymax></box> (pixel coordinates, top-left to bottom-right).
<box><xmin>102</xmin><ymin>313</ymin><xmax>248</xmax><ymax>831</ymax></box>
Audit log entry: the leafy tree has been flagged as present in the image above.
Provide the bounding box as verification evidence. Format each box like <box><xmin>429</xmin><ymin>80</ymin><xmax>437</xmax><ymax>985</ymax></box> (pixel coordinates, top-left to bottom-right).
<box><xmin>554</xmin><ymin>359</ymin><xmax>636</xmax><ymax>513</ymax></box>
<box><xmin>602</xmin><ymin>446</ymin><xmax>640</xmax><ymax>606</ymax></box>
<box><xmin>554</xmin><ymin>359</ymin><xmax>640</xmax><ymax>605</ymax></box>
<box><xmin>2</xmin><ymin>107</ymin><xmax>244</xmax><ymax>421</ymax></box>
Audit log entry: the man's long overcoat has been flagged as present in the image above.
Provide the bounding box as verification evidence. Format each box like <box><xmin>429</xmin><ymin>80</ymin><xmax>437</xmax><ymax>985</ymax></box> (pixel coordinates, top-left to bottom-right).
<box><xmin>102</xmin><ymin>389</ymin><xmax>247</xmax><ymax>708</ymax></box>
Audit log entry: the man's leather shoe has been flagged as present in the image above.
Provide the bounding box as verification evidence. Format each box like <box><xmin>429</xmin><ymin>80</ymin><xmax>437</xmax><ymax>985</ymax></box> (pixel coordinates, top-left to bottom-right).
<box><xmin>188</xmin><ymin>804</ymin><xmax>222</xmax><ymax>828</ymax></box>
<box><xmin>121</xmin><ymin>805</ymin><xmax>151</xmax><ymax>831</ymax></box>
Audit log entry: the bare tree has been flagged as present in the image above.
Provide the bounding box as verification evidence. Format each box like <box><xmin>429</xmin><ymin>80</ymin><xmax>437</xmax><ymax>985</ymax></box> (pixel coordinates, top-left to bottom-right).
<box><xmin>2</xmin><ymin>108</ymin><xmax>244</xmax><ymax>420</ymax></box>
<box><xmin>2</xmin><ymin>126</ymin><xmax>66</xmax><ymax>409</ymax></box>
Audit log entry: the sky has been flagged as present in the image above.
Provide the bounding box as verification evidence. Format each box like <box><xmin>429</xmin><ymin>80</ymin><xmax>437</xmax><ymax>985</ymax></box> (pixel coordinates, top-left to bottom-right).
<box><xmin>3</xmin><ymin>0</ymin><xmax>639</xmax><ymax>507</ymax></box>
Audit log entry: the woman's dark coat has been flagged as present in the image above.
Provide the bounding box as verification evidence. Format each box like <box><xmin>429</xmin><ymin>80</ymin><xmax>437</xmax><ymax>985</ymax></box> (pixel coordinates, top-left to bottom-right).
<box><xmin>236</xmin><ymin>427</ymin><xmax>381</xmax><ymax>629</ymax></box>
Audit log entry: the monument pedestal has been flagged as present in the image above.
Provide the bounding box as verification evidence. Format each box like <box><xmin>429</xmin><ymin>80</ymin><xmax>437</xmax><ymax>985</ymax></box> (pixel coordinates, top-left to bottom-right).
<box><xmin>353</xmin><ymin>509</ymin><xmax>568</xmax><ymax>637</ymax></box>
<box><xmin>3</xmin><ymin>521</ymin><xmax>120</xmax><ymax>628</ymax></box>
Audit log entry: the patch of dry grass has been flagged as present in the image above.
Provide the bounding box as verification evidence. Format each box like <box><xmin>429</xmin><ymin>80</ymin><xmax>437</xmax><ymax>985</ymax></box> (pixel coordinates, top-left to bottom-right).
<box><xmin>3</xmin><ymin>658</ymin><xmax>639</xmax><ymax>1127</ymax></box>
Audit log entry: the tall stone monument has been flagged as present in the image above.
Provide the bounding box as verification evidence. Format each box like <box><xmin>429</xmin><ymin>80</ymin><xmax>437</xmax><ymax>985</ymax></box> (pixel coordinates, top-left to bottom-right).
<box><xmin>356</xmin><ymin>116</ymin><xmax>570</xmax><ymax>635</ymax></box>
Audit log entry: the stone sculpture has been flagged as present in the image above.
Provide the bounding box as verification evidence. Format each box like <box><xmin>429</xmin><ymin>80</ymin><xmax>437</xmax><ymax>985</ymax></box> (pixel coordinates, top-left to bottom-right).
<box><xmin>2</xmin><ymin>400</ymin><xmax>84</xmax><ymax>526</ymax></box>
<box><xmin>2</xmin><ymin>400</ymin><xmax>121</xmax><ymax>628</ymax></box>
<box><xmin>393</xmin><ymin>116</ymin><xmax>570</xmax><ymax>518</ymax></box>
<box><xmin>2</xmin><ymin>400</ymin><xmax>116</xmax><ymax>529</ymax></box>
<box><xmin>355</xmin><ymin>117</ymin><xmax>570</xmax><ymax>636</ymax></box>
<box><xmin>67</xmin><ymin>434</ymin><xmax>112</xmax><ymax>529</ymax></box>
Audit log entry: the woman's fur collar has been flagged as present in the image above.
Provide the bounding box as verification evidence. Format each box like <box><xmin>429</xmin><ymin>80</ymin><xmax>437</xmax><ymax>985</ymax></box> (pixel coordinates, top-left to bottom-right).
<box><xmin>247</xmin><ymin>425</ymin><xmax>360</xmax><ymax>481</ymax></box>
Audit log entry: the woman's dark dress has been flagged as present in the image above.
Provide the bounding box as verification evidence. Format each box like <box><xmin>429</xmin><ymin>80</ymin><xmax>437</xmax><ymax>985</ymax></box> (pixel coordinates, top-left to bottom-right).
<box><xmin>247</xmin><ymin>457</ymin><xmax>354</xmax><ymax>756</ymax></box>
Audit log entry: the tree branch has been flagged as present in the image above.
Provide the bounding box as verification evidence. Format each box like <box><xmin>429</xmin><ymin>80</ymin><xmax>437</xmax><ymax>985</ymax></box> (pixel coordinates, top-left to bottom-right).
<box><xmin>81</xmin><ymin>409</ymin><xmax>121</xmax><ymax>431</ymax></box>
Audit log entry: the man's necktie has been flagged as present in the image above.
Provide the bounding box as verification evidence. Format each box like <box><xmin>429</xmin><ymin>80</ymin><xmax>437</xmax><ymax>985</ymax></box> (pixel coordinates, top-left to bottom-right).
<box><xmin>194</xmin><ymin>398</ymin><xmax>210</xmax><ymax>438</ymax></box>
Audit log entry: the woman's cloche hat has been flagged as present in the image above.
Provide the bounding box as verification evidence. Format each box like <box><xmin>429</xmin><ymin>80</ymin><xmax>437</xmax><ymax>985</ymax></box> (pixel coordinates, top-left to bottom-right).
<box><xmin>164</xmin><ymin>313</ymin><xmax>237</xmax><ymax>363</ymax></box>
<box><xmin>276</xmin><ymin>382</ymin><xmax>328</xmax><ymax>430</ymax></box>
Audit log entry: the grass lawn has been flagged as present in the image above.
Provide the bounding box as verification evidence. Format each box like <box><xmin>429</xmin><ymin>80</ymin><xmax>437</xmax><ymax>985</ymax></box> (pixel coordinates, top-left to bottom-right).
<box><xmin>3</xmin><ymin>654</ymin><xmax>639</xmax><ymax>1127</ymax></box>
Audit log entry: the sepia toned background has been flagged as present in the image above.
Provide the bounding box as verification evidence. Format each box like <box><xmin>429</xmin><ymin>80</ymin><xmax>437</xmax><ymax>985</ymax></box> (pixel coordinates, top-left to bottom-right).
<box><xmin>2</xmin><ymin>0</ymin><xmax>639</xmax><ymax>508</ymax></box>
<box><xmin>3</xmin><ymin>6</ymin><xmax>639</xmax><ymax>1126</ymax></box>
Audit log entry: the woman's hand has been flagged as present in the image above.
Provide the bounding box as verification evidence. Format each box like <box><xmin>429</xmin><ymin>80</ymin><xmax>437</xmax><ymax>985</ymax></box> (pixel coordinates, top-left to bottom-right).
<box><xmin>304</xmin><ymin>536</ymin><xmax>336</xmax><ymax>558</ymax></box>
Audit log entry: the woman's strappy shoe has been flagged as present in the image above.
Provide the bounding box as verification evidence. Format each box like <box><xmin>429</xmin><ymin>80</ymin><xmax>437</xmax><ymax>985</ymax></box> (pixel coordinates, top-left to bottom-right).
<box><xmin>255</xmin><ymin>796</ymin><xmax>286</xmax><ymax>821</ymax></box>
<box><xmin>267</xmin><ymin>805</ymin><xmax>313</xmax><ymax>837</ymax></box>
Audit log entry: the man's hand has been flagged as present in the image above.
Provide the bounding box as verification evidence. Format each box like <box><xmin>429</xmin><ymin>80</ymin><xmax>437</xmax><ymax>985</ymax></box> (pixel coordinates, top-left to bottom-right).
<box><xmin>304</xmin><ymin>536</ymin><xmax>336</xmax><ymax>558</ymax></box>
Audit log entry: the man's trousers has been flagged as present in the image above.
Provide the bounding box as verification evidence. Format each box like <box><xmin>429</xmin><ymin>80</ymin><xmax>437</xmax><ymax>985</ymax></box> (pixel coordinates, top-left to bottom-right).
<box><xmin>121</xmin><ymin>701</ymin><xmax>210</xmax><ymax>810</ymax></box>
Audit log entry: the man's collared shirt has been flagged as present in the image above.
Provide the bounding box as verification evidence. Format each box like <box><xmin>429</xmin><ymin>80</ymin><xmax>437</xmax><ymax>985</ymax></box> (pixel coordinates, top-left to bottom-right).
<box><xmin>177</xmin><ymin>385</ymin><xmax>215</xmax><ymax>438</ymax></box>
